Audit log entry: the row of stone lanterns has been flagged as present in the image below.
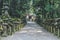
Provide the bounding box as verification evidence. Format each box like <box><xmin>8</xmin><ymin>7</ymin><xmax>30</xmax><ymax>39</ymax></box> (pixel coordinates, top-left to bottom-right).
<box><xmin>0</xmin><ymin>0</ymin><xmax>27</xmax><ymax>37</ymax></box>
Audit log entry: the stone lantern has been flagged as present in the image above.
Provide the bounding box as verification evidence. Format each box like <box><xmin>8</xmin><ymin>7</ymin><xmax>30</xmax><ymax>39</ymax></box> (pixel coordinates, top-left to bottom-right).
<box><xmin>1</xmin><ymin>1</ymin><xmax>10</xmax><ymax>37</ymax></box>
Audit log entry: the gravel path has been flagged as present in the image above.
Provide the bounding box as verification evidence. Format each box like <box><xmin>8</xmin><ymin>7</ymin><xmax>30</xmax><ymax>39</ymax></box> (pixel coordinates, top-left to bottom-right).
<box><xmin>1</xmin><ymin>21</ymin><xmax>60</xmax><ymax>40</ymax></box>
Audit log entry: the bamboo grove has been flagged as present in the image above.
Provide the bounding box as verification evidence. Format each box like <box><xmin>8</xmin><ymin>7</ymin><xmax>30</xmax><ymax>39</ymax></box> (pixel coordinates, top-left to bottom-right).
<box><xmin>33</xmin><ymin>0</ymin><xmax>60</xmax><ymax>37</ymax></box>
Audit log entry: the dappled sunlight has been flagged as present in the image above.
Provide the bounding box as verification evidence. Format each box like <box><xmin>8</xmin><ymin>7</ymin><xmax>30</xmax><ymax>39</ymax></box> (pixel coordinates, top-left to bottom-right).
<box><xmin>37</xmin><ymin>30</ymin><xmax>42</xmax><ymax>33</ymax></box>
<box><xmin>19</xmin><ymin>31</ymin><xmax>27</xmax><ymax>33</ymax></box>
<box><xmin>27</xmin><ymin>21</ymin><xmax>35</xmax><ymax>23</ymax></box>
<box><xmin>0</xmin><ymin>0</ymin><xmax>60</xmax><ymax>40</ymax></box>
<box><xmin>1</xmin><ymin>21</ymin><xmax>60</xmax><ymax>40</ymax></box>
<box><xmin>19</xmin><ymin>29</ymin><xmax>43</xmax><ymax>33</ymax></box>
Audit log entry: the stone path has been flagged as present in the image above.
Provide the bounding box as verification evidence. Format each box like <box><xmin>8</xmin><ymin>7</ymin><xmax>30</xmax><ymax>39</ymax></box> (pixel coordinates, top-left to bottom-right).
<box><xmin>1</xmin><ymin>21</ymin><xmax>60</xmax><ymax>40</ymax></box>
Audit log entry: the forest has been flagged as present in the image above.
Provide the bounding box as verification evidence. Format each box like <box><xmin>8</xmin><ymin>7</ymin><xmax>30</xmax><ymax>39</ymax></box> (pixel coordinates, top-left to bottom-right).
<box><xmin>0</xmin><ymin>0</ymin><xmax>60</xmax><ymax>38</ymax></box>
